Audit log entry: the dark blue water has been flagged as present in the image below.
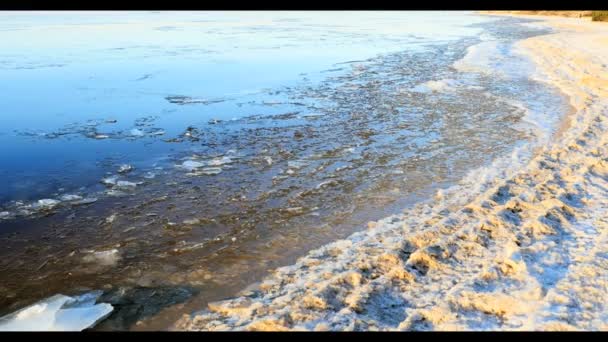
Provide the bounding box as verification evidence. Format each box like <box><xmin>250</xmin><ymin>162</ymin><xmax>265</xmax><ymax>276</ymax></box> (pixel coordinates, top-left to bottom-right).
<box><xmin>0</xmin><ymin>11</ymin><xmax>493</xmax><ymax>204</ymax></box>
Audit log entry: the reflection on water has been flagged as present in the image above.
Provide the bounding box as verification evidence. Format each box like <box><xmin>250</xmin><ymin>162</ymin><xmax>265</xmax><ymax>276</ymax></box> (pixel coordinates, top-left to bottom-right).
<box><xmin>0</xmin><ymin>12</ymin><xmax>569</xmax><ymax>330</ymax></box>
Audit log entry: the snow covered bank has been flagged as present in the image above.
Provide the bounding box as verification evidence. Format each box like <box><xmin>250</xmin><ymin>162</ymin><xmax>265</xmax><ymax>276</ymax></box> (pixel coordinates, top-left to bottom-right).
<box><xmin>174</xmin><ymin>16</ymin><xmax>608</xmax><ymax>331</ymax></box>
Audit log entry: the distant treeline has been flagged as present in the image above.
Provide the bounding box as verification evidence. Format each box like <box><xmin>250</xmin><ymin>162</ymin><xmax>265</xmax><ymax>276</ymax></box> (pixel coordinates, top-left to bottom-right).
<box><xmin>592</xmin><ymin>11</ymin><xmax>608</xmax><ymax>21</ymax></box>
<box><xmin>482</xmin><ymin>11</ymin><xmax>608</xmax><ymax>21</ymax></box>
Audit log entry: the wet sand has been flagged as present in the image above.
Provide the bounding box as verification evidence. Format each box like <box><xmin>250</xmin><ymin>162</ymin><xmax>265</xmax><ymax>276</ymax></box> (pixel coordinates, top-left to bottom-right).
<box><xmin>175</xmin><ymin>15</ymin><xmax>608</xmax><ymax>331</ymax></box>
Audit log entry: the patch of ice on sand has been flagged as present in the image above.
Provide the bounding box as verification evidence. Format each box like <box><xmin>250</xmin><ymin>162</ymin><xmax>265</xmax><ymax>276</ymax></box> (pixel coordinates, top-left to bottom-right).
<box><xmin>0</xmin><ymin>291</ymin><xmax>113</xmax><ymax>331</ymax></box>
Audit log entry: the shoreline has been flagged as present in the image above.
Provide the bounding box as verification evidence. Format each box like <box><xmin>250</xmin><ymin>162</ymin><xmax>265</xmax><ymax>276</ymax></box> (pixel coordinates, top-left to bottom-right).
<box><xmin>175</xmin><ymin>15</ymin><xmax>608</xmax><ymax>331</ymax></box>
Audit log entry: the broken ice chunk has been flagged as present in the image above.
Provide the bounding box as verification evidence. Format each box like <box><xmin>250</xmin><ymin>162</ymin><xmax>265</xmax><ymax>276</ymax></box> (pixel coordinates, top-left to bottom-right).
<box><xmin>130</xmin><ymin>128</ymin><xmax>145</xmax><ymax>137</ymax></box>
<box><xmin>105</xmin><ymin>214</ymin><xmax>117</xmax><ymax>224</ymax></box>
<box><xmin>105</xmin><ymin>190</ymin><xmax>127</xmax><ymax>197</ymax></box>
<box><xmin>201</xmin><ymin>167</ymin><xmax>222</xmax><ymax>175</ymax></box>
<box><xmin>101</xmin><ymin>176</ymin><xmax>118</xmax><ymax>187</ymax></box>
<box><xmin>32</xmin><ymin>199</ymin><xmax>61</xmax><ymax>210</ymax></box>
<box><xmin>207</xmin><ymin>156</ymin><xmax>232</xmax><ymax>166</ymax></box>
<box><xmin>0</xmin><ymin>291</ymin><xmax>113</xmax><ymax>331</ymax></box>
<box><xmin>59</xmin><ymin>194</ymin><xmax>83</xmax><ymax>202</ymax></box>
<box><xmin>143</xmin><ymin>171</ymin><xmax>156</xmax><ymax>179</ymax></box>
<box><xmin>179</xmin><ymin>160</ymin><xmax>206</xmax><ymax>171</ymax></box>
<box><xmin>287</xmin><ymin>160</ymin><xmax>308</xmax><ymax>169</ymax></box>
<box><xmin>302</xmin><ymin>113</ymin><xmax>325</xmax><ymax>118</ymax></box>
<box><xmin>114</xmin><ymin>181</ymin><xmax>138</xmax><ymax>189</ymax></box>
<box><xmin>410</xmin><ymin>79</ymin><xmax>457</xmax><ymax>94</ymax></box>
<box><xmin>183</xmin><ymin>218</ymin><xmax>201</xmax><ymax>225</ymax></box>
<box><xmin>93</xmin><ymin>134</ymin><xmax>109</xmax><ymax>140</ymax></box>
<box><xmin>149</xmin><ymin>129</ymin><xmax>165</xmax><ymax>136</ymax></box>
<box><xmin>82</xmin><ymin>249</ymin><xmax>120</xmax><ymax>267</ymax></box>
<box><xmin>0</xmin><ymin>211</ymin><xmax>12</xmax><ymax>219</ymax></box>
<box><xmin>117</xmin><ymin>164</ymin><xmax>133</xmax><ymax>174</ymax></box>
<box><xmin>186</xmin><ymin>167</ymin><xmax>222</xmax><ymax>176</ymax></box>
<box><xmin>72</xmin><ymin>197</ymin><xmax>98</xmax><ymax>206</ymax></box>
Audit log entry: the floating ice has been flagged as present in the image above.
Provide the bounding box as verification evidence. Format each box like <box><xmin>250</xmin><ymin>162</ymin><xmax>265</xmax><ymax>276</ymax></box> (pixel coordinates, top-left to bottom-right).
<box><xmin>0</xmin><ymin>291</ymin><xmax>113</xmax><ymax>331</ymax></box>
<box><xmin>166</xmin><ymin>95</ymin><xmax>207</xmax><ymax>105</ymax></box>
<box><xmin>410</xmin><ymin>79</ymin><xmax>457</xmax><ymax>93</ymax></box>
<box><xmin>72</xmin><ymin>197</ymin><xmax>97</xmax><ymax>205</ymax></box>
<box><xmin>32</xmin><ymin>199</ymin><xmax>61</xmax><ymax>210</ymax></box>
<box><xmin>143</xmin><ymin>171</ymin><xmax>156</xmax><ymax>179</ymax></box>
<box><xmin>82</xmin><ymin>249</ymin><xmax>120</xmax><ymax>267</ymax></box>
<box><xmin>187</xmin><ymin>167</ymin><xmax>222</xmax><ymax>176</ymax></box>
<box><xmin>201</xmin><ymin>167</ymin><xmax>222</xmax><ymax>175</ymax></box>
<box><xmin>93</xmin><ymin>134</ymin><xmax>109</xmax><ymax>140</ymax></box>
<box><xmin>130</xmin><ymin>128</ymin><xmax>144</xmax><ymax>137</ymax></box>
<box><xmin>115</xmin><ymin>181</ymin><xmax>138</xmax><ymax>189</ymax></box>
<box><xmin>59</xmin><ymin>194</ymin><xmax>83</xmax><ymax>202</ymax></box>
<box><xmin>180</xmin><ymin>160</ymin><xmax>206</xmax><ymax>171</ymax></box>
<box><xmin>105</xmin><ymin>190</ymin><xmax>127</xmax><ymax>197</ymax></box>
<box><xmin>302</xmin><ymin>113</ymin><xmax>325</xmax><ymax>119</ymax></box>
<box><xmin>0</xmin><ymin>211</ymin><xmax>12</xmax><ymax>219</ymax></box>
<box><xmin>207</xmin><ymin>156</ymin><xmax>232</xmax><ymax>166</ymax></box>
<box><xmin>183</xmin><ymin>218</ymin><xmax>201</xmax><ymax>225</ymax></box>
<box><xmin>287</xmin><ymin>160</ymin><xmax>308</xmax><ymax>169</ymax></box>
<box><xmin>117</xmin><ymin>164</ymin><xmax>133</xmax><ymax>174</ymax></box>
<box><xmin>105</xmin><ymin>214</ymin><xmax>117</xmax><ymax>224</ymax></box>
<box><xmin>101</xmin><ymin>176</ymin><xmax>118</xmax><ymax>187</ymax></box>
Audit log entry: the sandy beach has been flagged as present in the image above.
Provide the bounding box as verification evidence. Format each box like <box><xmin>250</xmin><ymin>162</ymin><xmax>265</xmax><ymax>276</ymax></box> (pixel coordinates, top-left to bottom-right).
<box><xmin>174</xmin><ymin>14</ymin><xmax>608</xmax><ymax>331</ymax></box>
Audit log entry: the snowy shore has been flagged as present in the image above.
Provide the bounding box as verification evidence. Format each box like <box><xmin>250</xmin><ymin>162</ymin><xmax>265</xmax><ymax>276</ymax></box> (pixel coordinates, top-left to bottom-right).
<box><xmin>174</xmin><ymin>15</ymin><xmax>608</xmax><ymax>331</ymax></box>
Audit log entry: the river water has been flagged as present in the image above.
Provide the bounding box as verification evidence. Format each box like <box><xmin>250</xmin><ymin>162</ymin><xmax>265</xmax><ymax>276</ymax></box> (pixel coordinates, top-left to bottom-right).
<box><xmin>0</xmin><ymin>11</ymin><xmax>570</xmax><ymax>330</ymax></box>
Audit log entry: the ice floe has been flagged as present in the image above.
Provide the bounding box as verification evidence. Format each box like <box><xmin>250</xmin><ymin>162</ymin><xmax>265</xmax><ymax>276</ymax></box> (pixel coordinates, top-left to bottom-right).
<box><xmin>0</xmin><ymin>291</ymin><xmax>113</xmax><ymax>331</ymax></box>
<box><xmin>207</xmin><ymin>156</ymin><xmax>233</xmax><ymax>166</ymax></box>
<box><xmin>32</xmin><ymin>199</ymin><xmax>61</xmax><ymax>210</ymax></box>
<box><xmin>59</xmin><ymin>194</ymin><xmax>83</xmax><ymax>202</ymax></box>
<box><xmin>115</xmin><ymin>180</ymin><xmax>138</xmax><ymax>189</ymax></box>
<box><xmin>101</xmin><ymin>176</ymin><xmax>119</xmax><ymax>187</ymax></box>
<box><xmin>187</xmin><ymin>167</ymin><xmax>222</xmax><ymax>176</ymax></box>
<box><xmin>117</xmin><ymin>164</ymin><xmax>133</xmax><ymax>174</ymax></box>
<box><xmin>180</xmin><ymin>160</ymin><xmax>206</xmax><ymax>171</ymax></box>
<box><xmin>165</xmin><ymin>95</ymin><xmax>226</xmax><ymax>106</ymax></box>
<box><xmin>129</xmin><ymin>128</ymin><xmax>145</xmax><ymax>137</ymax></box>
